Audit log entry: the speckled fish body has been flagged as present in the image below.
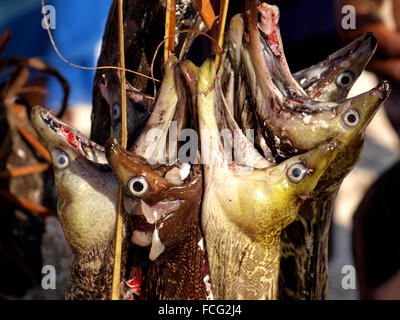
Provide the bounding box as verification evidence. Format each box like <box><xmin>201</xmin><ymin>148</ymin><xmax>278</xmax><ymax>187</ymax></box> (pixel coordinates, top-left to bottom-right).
<box><xmin>229</xmin><ymin>2</ymin><xmax>391</xmax><ymax>300</ymax></box>
<box><xmin>30</xmin><ymin>105</ymin><xmax>131</xmax><ymax>300</ymax></box>
<box><xmin>99</xmin><ymin>70</ymin><xmax>153</xmax><ymax>149</ymax></box>
<box><xmin>246</xmin><ymin>2</ymin><xmax>389</xmax><ymax>300</ymax></box>
<box><xmin>198</xmin><ymin>58</ymin><xmax>339</xmax><ymax>300</ymax></box>
<box><xmin>276</xmin><ymin>35</ymin><xmax>387</xmax><ymax>300</ymax></box>
<box><xmin>107</xmin><ymin>56</ymin><xmax>208</xmax><ymax>300</ymax></box>
<box><xmin>278</xmin><ymin>80</ymin><xmax>390</xmax><ymax>300</ymax></box>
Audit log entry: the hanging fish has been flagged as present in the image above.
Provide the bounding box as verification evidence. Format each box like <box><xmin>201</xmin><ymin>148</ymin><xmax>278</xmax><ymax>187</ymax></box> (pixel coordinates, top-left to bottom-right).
<box><xmin>197</xmin><ymin>58</ymin><xmax>339</xmax><ymax>300</ymax></box>
<box><xmin>229</xmin><ymin>1</ymin><xmax>391</xmax><ymax>299</ymax></box>
<box><xmin>256</xmin><ymin>3</ymin><xmax>378</xmax><ymax>101</ymax></box>
<box><xmin>105</xmin><ymin>140</ymin><xmax>208</xmax><ymax>300</ymax></box>
<box><xmin>105</xmin><ymin>56</ymin><xmax>209</xmax><ymax>300</ymax></box>
<box><xmin>99</xmin><ymin>70</ymin><xmax>153</xmax><ymax>149</ymax></box>
<box><xmin>30</xmin><ymin>105</ymin><xmax>133</xmax><ymax>300</ymax></box>
<box><xmin>241</xmin><ymin>1</ymin><xmax>389</xmax><ymax>159</ymax></box>
<box><xmin>292</xmin><ymin>33</ymin><xmax>377</xmax><ymax>102</ymax></box>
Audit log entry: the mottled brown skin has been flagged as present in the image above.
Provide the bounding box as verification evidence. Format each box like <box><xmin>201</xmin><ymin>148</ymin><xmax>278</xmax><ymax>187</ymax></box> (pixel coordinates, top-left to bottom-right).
<box><xmin>106</xmin><ymin>142</ymin><xmax>207</xmax><ymax>300</ymax></box>
<box><xmin>65</xmin><ymin>231</ymin><xmax>131</xmax><ymax>300</ymax></box>
<box><xmin>279</xmin><ymin>136</ymin><xmax>364</xmax><ymax>299</ymax></box>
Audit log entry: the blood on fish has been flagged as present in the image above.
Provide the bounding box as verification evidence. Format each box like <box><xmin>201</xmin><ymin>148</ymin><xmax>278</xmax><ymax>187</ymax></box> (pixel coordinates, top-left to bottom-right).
<box><xmin>292</xmin><ymin>99</ymin><xmax>304</xmax><ymax>104</ymax></box>
<box><xmin>259</xmin><ymin>5</ymin><xmax>282</xmax><ymax>56</ymax></box>
<box><xmin>58</xmin><ymin>127</ymin><xmax>82</xmax><ymax>151</ymax></box>
<box><xmin>126</xmin><ymin>267</ymin><xmax>142</xmax><ymax>298</ymax></box>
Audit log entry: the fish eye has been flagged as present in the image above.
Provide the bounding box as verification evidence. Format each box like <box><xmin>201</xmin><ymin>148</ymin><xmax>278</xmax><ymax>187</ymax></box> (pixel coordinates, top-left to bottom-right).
<box><xmin>336</xmin><ymin>71</ymin><xmax>355</xmax><ymax>88</ymax></box>
<box><xmin>51</xmin><ymin>149</ymin><xmax>70</xmax><ymax>170</ymax></box>
<box><xmin>341</xmin><ymin>109</ymin><xmax>361</xmax><ymax>128</ymax></box>
<box><xmin>111</xmin><ymin>102</ymin><xmax>121</xmax><ymax>120</ymax></box>
<box><xmin>127</xmin><ymin>176</ymin><xmax>150</xmax><ymax>198</ymax></box>
<box><xmin>287</xmin><ymin>163</ymin><xmax>308</xmax><ymax>184</ymax></box>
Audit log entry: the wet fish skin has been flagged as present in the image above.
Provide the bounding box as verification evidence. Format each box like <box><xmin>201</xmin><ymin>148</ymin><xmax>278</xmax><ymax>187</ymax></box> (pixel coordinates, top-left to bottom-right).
<box><xmin>236</xmin><ymin>1</ymin><xmax>391</xmax><ymax>299</ymax></box>
<box><xmin>293</xmin><ymin>32</ymin><xmax>377</xmax><ymax>102</ymax></box>
<box><xmin>30</xmin><ymin>105</ymin><xmax>131</xmax><ymax>300</ymax></box>
<box><xmin>105</xmin><ymin>141</ymin><xmax>207</xmax><ymax>300</ymax></box>
<box><xmin>104</xmin><ymin>56</ymin><xmax>207</xmax><ymax>300</ymax></box>
<box><xmin>242</xmin><ymin>3</ymin><xmax>390</xmax><ymax>158</ymax></box>
<box><xmin>132</xmin><ymin>57</ymin><xmax>178</xmax><ymax>161</ymax></box>
<box><xmin>99</xmin><ymin>70</ymin><xmax>153</xmax><ymax>149</ymax></box>
<box><xmin>197</xmin><ymin>58</ymin><xmax>339</xmax><ymax>300</ymax></box>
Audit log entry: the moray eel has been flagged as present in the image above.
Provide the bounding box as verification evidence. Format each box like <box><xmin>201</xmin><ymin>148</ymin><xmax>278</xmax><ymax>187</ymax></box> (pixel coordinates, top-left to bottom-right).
<box><xmin>241</xmin><ymin>2</ymin><xmax>389</xmax><ymax>159</ymax></box>
<box><xmin>197</xmin><ymin>58</ymin><xmax>339</xmax><ymax>300</ymax></box>
<box><xmin>106</xmin><ymin>141</ymin><xmax>208</xmax><ymax>300</ymax></box>
<box><xmin>227</xmin><ymin>12</ymin><xmax>376</xmax><ymax>161</ymax></box>
<box><xmin>277</xmin><ymin>79</ymin><xmax>390</xmax><ymax>300</ymax></box>
<box><xmin>99</xmin><ymin>70</ymin><xmax>153</xmax><ymax>149</ymax></box>
<box><xmin>229</xmin><ymin>2</ymin><xmax>391</xmax><ymax>299</ymax></box>
<box><xmin>30</xmin><ymin>106</ymin><xmax>132</xmax><ymax>300</ymax></box>
<box><xmin>131</xmin><ymin>58</ymin><xmax>178</xmax><ymax>162</ymax></box>
<box><xmin>293</xmin><ymin>33</ymin><xmax>377</xmax><ymax>102</ymax></box>
<box><xmin>106</xmin><ymin>56</ymin><xmax>208</xmax><ymax>300</ymax></box>
<box><xmin>256</xmin><ymin>3</ymin><xmax>377</xmax><ymax>102</ymax></box>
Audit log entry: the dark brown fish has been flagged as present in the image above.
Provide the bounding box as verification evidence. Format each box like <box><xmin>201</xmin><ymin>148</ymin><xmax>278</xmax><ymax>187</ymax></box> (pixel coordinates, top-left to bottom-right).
<box><xmin>106</xmin><ymin>56</ymin><xmax>209</xmax><ymax>300</ymax></box>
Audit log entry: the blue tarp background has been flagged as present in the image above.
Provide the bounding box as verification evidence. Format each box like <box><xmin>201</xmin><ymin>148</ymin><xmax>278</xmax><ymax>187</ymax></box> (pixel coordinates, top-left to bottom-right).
<box><xmin>0</xmin><ymin>0</ymin><xmax>110</xmax><ymax>110</ymax></box>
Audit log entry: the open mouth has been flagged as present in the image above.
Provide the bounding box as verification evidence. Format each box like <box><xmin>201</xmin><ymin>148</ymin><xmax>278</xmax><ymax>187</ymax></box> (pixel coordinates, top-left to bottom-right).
<box><xmin>38</xmin><ymin>107</ymin><xmax>108</xmax><ymax>165</ymax></box>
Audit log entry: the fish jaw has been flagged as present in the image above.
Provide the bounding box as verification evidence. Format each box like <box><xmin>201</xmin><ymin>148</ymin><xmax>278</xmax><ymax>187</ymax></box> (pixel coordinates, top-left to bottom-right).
<box><xmin>31</xmin><ymin>105</ymin><xmax>119</xmax><ymax>254</ymax></box>
<box><xmin>200</xmin><ymin>136</ymin><xmax>338</xmax><ymax>299</ymax></box>
<box><xmin>132</xmin><ymin>56</ymin><xmax>178</xmax><ymax>163</ymax></box>
<box><xmin>257</xmin><ymin>3</ymin><xmax>306</xmax><ymax>95</ymax></box>
<box><xmin>197</xmin><ymin>56</ymin><xmax>338</xmax><ymax>299</ymax></box>
<box><xmin>105</xmin><ymin>139</ymin><xmax>203</xmax><ymax>254</ymax></box>
<box><xmin>314</xmin><ymin>81</ymin><xmax>391</xmax><ymax>189</ymax></box>
<box><xmin>207</xmin><ymin>139</ymin><xmax>338</xmax><ymax>243</ymax></box>
<box><xmin>294</xmin><ymin>32</ymin><xmax>378</xmax><ymax>101</ymax></box>
<box><xmin>274</xmin><ymin>80</ymin><xmax>390</xmax><ymax>155</ymax></box>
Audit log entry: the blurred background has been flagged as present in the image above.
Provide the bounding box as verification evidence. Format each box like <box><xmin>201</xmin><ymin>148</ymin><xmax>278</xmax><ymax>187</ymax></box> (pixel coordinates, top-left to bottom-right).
<box><xmin>0</xmin><ymin>0</ymin><xmax>399</xmax><ymax>300</ymax></box>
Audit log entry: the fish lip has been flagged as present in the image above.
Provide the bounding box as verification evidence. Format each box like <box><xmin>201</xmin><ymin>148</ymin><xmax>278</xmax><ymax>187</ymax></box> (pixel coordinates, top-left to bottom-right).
<box><xmin>364</xmin><ymin>32</ymin><xmax>377</xmax><ymax>49</ymax></box>
<box><xmin>35</xmin><ymin>105</ymin><xmax>108</xmax><ymax>164</ymax></box>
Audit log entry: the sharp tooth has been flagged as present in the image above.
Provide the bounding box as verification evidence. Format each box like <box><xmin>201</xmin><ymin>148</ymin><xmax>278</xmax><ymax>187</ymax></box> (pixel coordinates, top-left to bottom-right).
<box><xmin>131</xmin><ymin>230</ymin><xmax>153</xmax><ymax>247</ymax></box>
<box><xmin>149</xmin><ymin>229</ymin><xmax>165</xmax><ymax>261</ymax></box>
<box><xmin>141</xmin><ymin>200</ymin><xmax>156</xmax><ymax>224</ymax></box>
<box><xmin>179</xmin><ymin>163</ymin><xmax>191</xmax><ymax>180</ymax></box>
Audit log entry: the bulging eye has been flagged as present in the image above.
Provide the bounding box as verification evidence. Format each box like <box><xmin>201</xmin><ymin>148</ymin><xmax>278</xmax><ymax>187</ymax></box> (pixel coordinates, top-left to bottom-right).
<box><xmin>51</xmin><ymin>150</ymin><xmax>70</xmax><ymax>170</ymax></box>
<box><xmin>127</xmin><ymin>176</ymin><xmax>150</xmax><ymax>198</ymax></box>
<box><xmin>287</xmin><ymin>163</ymin><xmax>308</xmax><ymax>184</ymax></box>
<box><xmin>111</xmin><ymin>102</ymin><xmax>121</xmax><ymax>120</ymax></box>
<box><xmin>336</xmin><ymin>71</ymin><xmax>355</xmax><ymax>88</ymax></box>
<box><xmin>341</xmin><ymin>109</ymin><xmax>361</xmax><ymax>128</ymax></box>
